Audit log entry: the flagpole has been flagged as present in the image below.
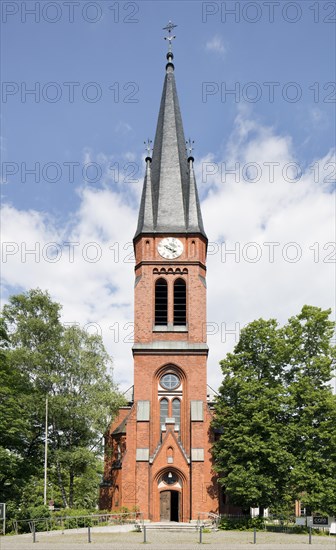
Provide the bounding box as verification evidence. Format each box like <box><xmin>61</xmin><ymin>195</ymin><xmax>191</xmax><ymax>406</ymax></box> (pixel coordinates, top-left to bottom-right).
<box><xmin>44</xmin><ymin>397</ymin><xmax>48</xmax><ymax>506</ymax></box>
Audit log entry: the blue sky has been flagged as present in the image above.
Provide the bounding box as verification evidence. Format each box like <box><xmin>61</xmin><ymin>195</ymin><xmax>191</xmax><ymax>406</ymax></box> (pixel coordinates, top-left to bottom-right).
<box><xmin>1</xmin><ymin>1</ymin><xmax>335</xmax><ymax>390</ymax></box>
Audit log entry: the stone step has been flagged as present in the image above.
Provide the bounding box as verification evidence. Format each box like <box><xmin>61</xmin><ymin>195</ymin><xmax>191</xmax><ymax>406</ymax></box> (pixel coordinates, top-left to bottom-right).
<box><xmin>142</xmin><ymin>522</ymin><xmax>198</xmax><ymax>531</ymax></box>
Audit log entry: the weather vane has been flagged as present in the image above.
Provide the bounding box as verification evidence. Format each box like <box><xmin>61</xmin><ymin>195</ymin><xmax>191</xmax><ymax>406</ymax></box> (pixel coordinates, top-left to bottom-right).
<box><xmin>144</xmin><ymin>138</ymin><xmax>152</xmax><ymax>156</ymax></box>
<box><xmin>186</xmin><ymin>138</ymin><xmax>194</xmax><ymax>157</ymax></box>
<box><xmin>163</xmin><ymin>20</ymin><xmax>177</xmax><ymax>53</ymax></box>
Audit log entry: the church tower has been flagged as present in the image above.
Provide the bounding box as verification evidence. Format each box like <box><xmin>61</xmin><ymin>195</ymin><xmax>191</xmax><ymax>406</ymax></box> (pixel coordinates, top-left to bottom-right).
<box><xmin>100</xmin><ymin>24</ymin><xmax>219</xmax><ymax>522</ymax></box>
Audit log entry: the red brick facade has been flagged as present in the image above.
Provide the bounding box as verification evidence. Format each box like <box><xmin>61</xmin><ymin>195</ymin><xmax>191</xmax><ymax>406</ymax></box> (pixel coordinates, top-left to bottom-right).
<box><xmin>99</xmin><ymin>41</ymin><xmax>227</xmax><ymax>521</ymax></box>
<box><xmin>100</xmin><ymin>233</ymin><xmax>221</xmax><ymax>521</ymax></box>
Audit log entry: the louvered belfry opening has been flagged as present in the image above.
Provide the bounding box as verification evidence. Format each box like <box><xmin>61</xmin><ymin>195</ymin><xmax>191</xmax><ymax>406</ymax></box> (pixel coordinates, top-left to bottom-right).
<box><xmin>155</xmin><ymin>278</ymin><xmax>168</xmax><ymax>325</ymax></box>
<box><xmin>174</xmin><ymin>278</ymin><xmax>186</xmax><ymax>325</ymax></box>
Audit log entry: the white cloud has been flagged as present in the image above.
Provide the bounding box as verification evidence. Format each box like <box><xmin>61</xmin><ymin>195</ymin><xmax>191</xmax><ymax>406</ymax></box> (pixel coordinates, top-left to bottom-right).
<box><xmin>1</xmin><ymin>115</ymin><xmax>335</xmax><ymax>392</ymax></box>
<box><xmin>205</xmin><ymin>35</ymin><xmax>226</xmax><ymax>57</ymax></box>
<box><xmin>124</xmin><ymin>151</ymin><xmax>137</xmax><ymax>162</ymax></box>
<box><xmin>1</xmin><ymin>185</ymin><xmax>137</xmax><ymax>389</ymax></box>
<box><xmin>79</xmin><ymin>148</ymin><xmax>142</xmax><ymax>203</ymax></box>
<box><xmin>199</xmin><ymin>113</ymin><xmax>335</xmax><ymax>389</ymax></box>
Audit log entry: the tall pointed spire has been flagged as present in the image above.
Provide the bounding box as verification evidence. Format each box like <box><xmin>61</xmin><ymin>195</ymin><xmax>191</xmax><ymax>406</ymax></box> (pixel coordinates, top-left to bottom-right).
<box><xmin>135</xmin><ymin>142</ymin><xmax>154</xmax><ymax>235</ymax></box>
<box><xmin>187</xmin><ymin>154</ymin><xmax>206</xmax><ymax>235</ymax></box>
<box><xmin>134</xmin><ymin>25</ymin><xmax>206</xmax><ymax>240</ymax></box>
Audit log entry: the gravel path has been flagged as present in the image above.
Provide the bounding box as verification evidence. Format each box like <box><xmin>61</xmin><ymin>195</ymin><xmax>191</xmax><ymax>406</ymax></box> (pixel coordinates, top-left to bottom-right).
<box><xmin>1</xmin><ymin>529</ymin><xmax>335</xmax><ymax>550</ymax></box>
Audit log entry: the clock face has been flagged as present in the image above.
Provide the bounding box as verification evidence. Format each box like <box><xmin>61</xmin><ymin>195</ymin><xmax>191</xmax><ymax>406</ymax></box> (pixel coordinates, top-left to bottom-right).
<box><xmin>157</xmin><ymin>237</ymin><xmax>184</xmax><ymax>259</ymax></box>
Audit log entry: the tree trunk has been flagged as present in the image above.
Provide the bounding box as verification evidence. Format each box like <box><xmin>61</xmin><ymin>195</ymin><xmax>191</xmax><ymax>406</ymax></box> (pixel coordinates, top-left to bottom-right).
<box><xmin>56</xmin><ymin>457</ymin><xmax>68</xmax><ymax>508</ymax></box>
<box><xmin>69</xmin><ymin>470</ymin><xmax>74</xmax><ymax>508</ymax></box>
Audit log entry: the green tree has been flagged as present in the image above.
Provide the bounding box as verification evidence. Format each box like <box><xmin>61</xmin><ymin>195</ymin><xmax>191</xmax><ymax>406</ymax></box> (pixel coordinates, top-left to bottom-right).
<box><xmin>0</xmin><ymin>317</ymin><xmax>37</xmax><ymax>504</ymax></box>
<box><xmin>213</xmin><ymin>318</ymin><xmax>293</xmax><ymax>512</ymax></box>
<box><xmin>284</xmin><ymin>306</ymin><xmax>336</xmax><ymax>515</ymax></box>
<box><xmin>2</xmin><ymin>288</ymin><xmax>124</xmax><ymax>509</ymax></box>
<box><xmin>213</xmin><ymin>306</ymin><xmax>336</xmax><ymax>515</ymax></box>
<box><xmin>48</xmin><ymin>325</ymin><xmax>124</xmax><ymax>507</ymax></box>
<box><xmin>1</xmin><ymin>289</ymin><xmax>64</xmax><ymax>508</ymax></box>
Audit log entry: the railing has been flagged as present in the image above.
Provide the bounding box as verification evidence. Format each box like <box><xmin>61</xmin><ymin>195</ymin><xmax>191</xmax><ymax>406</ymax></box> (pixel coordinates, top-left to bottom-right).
<box><xmin>9</xmin><ymin>511</ymin><xmax>144</xmax><ymax>535</ymax></box>
<box><xmin>219</xmin><ymin>513</ymin><xmax>251</xmax><ymax>518</ymax></box>
<box><xmin>218</xmin><ymin>514</ymin><xmax>335</xmax><ymax>534</ymax></box>
<box><xmin>197</xmin><ymin>512</ymin><xmax>220</xmax><ymax>530</ymax></box>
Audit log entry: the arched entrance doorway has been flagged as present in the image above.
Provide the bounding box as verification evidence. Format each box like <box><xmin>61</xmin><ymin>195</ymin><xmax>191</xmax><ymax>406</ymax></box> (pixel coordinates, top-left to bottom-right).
<box><xmin>158</xmin><ymin>470</ymin><xmax>182</xmax><ymax>522</ymax></box>
<box><xmin>160</xmin><ymin>490</ymin><xmax>180</xmax><ymax>521</ymax></box>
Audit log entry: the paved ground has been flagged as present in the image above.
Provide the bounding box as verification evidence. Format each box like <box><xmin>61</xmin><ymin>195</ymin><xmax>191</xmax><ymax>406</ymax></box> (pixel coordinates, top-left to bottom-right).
<box><xmin>1</xmin><ymin>529</ymin><xmax>335</xmax><ymax>550</ymax></box>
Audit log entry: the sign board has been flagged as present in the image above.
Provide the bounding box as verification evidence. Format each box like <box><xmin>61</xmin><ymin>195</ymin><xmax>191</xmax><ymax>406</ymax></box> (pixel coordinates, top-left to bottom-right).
<box><xmin>307</xmin><ymin>516</ymin><xmax>334</xmax><ymax>530</ymax></box>
<box><xmin>313</xmin><ymin>516</ymin><xmax>328</xmax><ymax>526</ymax></box>
<box><xmin>0</xmin><ymin>503</ymin><xmax>5</xmax><ymax>535</ymax></box>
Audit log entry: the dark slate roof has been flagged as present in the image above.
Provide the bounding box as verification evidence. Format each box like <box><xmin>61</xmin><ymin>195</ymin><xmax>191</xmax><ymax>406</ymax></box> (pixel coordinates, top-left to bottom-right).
<box><xmin>134</xmin><ymin>60</ymin><xmax>206</xmax><ymax>239</ymax></box>
<box><xmin>112</xmin><ymin>415</ymin><xmax>128</xmax><ymax>435</ymax></box>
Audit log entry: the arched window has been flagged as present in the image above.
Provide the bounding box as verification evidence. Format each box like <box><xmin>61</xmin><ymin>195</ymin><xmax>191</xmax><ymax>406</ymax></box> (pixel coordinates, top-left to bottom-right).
<box><xmin>114</xmin><ymin>485</ymin><xmax>119</xmax><ymax>507</ymax></box>
<box><xmin>160</xmin><ymin>398</ymin><xmax>169</xmax><ymax>428</ymax></box>
<box><xmin>166</xmin><ymin>446</ymin><xmax>174</xmax><ymax>463</ymax></box>
<box><xmin>155</xmin><ymin>278</ymin><xmax>168</xmax><ymax>325</ymax></box>
<box><xmin>174</xmin><ymin>279</ymin><xmax>186</xmax><ymax>325</ymax></box>
<box><xmin>172</xmin><ymin>398</ymin><xmax>181</xmax><ymax>429</ymax></box>
<box><xmin>191</xmin><ymin>240</ymin><xmax>196</xmax><ymax>258</ymax></box>
<box><xmin>162</xmin><ymin>471</ymin><xmax>178</xmax><ymax>485</ymax></box>
<box><xmin>160</xmin><ymin>373</ymin><xmax>180</xmax><ymax>390</ymax></box>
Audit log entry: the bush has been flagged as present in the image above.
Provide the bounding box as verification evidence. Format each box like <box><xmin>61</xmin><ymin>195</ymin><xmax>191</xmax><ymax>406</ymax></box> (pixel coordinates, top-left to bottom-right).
<box><xmin>219</xmin><ymin>516</ymin><xmax>265</xmax><ymax>531</ymax></box>
<box><xmin>8</xmin><ymin>505</ymin><xmax>52</xmax><ymax>534</ymax></box>
<box><xmin>17</xmin><ymin>504</ymin><xmax>51</xmax><ymax>521</ymax></box>
<box><xmin>53</xmin><ymin>508</ymin><xmax>98</xmax><ymax>528</ymax></box>
<box><xmin>7</xmin><ymin>505</ymin><xmax>140</xmax><ymax>535</ymax></box>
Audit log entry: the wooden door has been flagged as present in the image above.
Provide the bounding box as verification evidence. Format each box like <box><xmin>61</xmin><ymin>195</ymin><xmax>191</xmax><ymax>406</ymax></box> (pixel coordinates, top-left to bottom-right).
<box><xmin>160</xmin><ymin>491</ymin><xmax>170</xmax><ymax>521</ymax></box>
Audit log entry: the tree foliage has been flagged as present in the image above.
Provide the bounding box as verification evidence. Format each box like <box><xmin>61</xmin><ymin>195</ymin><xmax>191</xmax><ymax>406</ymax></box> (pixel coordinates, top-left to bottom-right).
<box><xmin>213</xmin><ymin>306</ymin><xmax>336</xmax><ymax>515</ymax></box>
<box><xmin>0</xmin><ymin>317</ymin><xmax>37</xmax><ymax>504</ymax></box>
<box><xmin>1</xmin><ymin>288</ymin><xmax>124</xmax><ymax>511</ymax></box>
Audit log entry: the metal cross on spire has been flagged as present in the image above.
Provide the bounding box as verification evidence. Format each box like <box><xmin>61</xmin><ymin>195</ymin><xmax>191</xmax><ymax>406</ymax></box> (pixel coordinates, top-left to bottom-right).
<box><xmin>163</xmin><ymin>20</ymin><xmax>177</xmax><ymax>53</ymax></box>
<box><xmin>144</xmin><ymin>138</ymin><xmax>152</xmax><ymax>156</ymax></box>
<box><xmin>186</xmin><ymin>138</ymin><xmax>195</xmax><ymax>157</ymax></box>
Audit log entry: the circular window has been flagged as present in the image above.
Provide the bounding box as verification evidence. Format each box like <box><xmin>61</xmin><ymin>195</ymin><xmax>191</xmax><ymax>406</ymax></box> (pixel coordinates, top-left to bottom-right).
<box><xmin>162</xmin><ymin>471</ymin><xmax>178</xmax><ymax>485</ymax></box>
<box><xmin>161</xmin><ymin>373</ymin><xmax>180</xmax><ymax>390</ymax></box>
